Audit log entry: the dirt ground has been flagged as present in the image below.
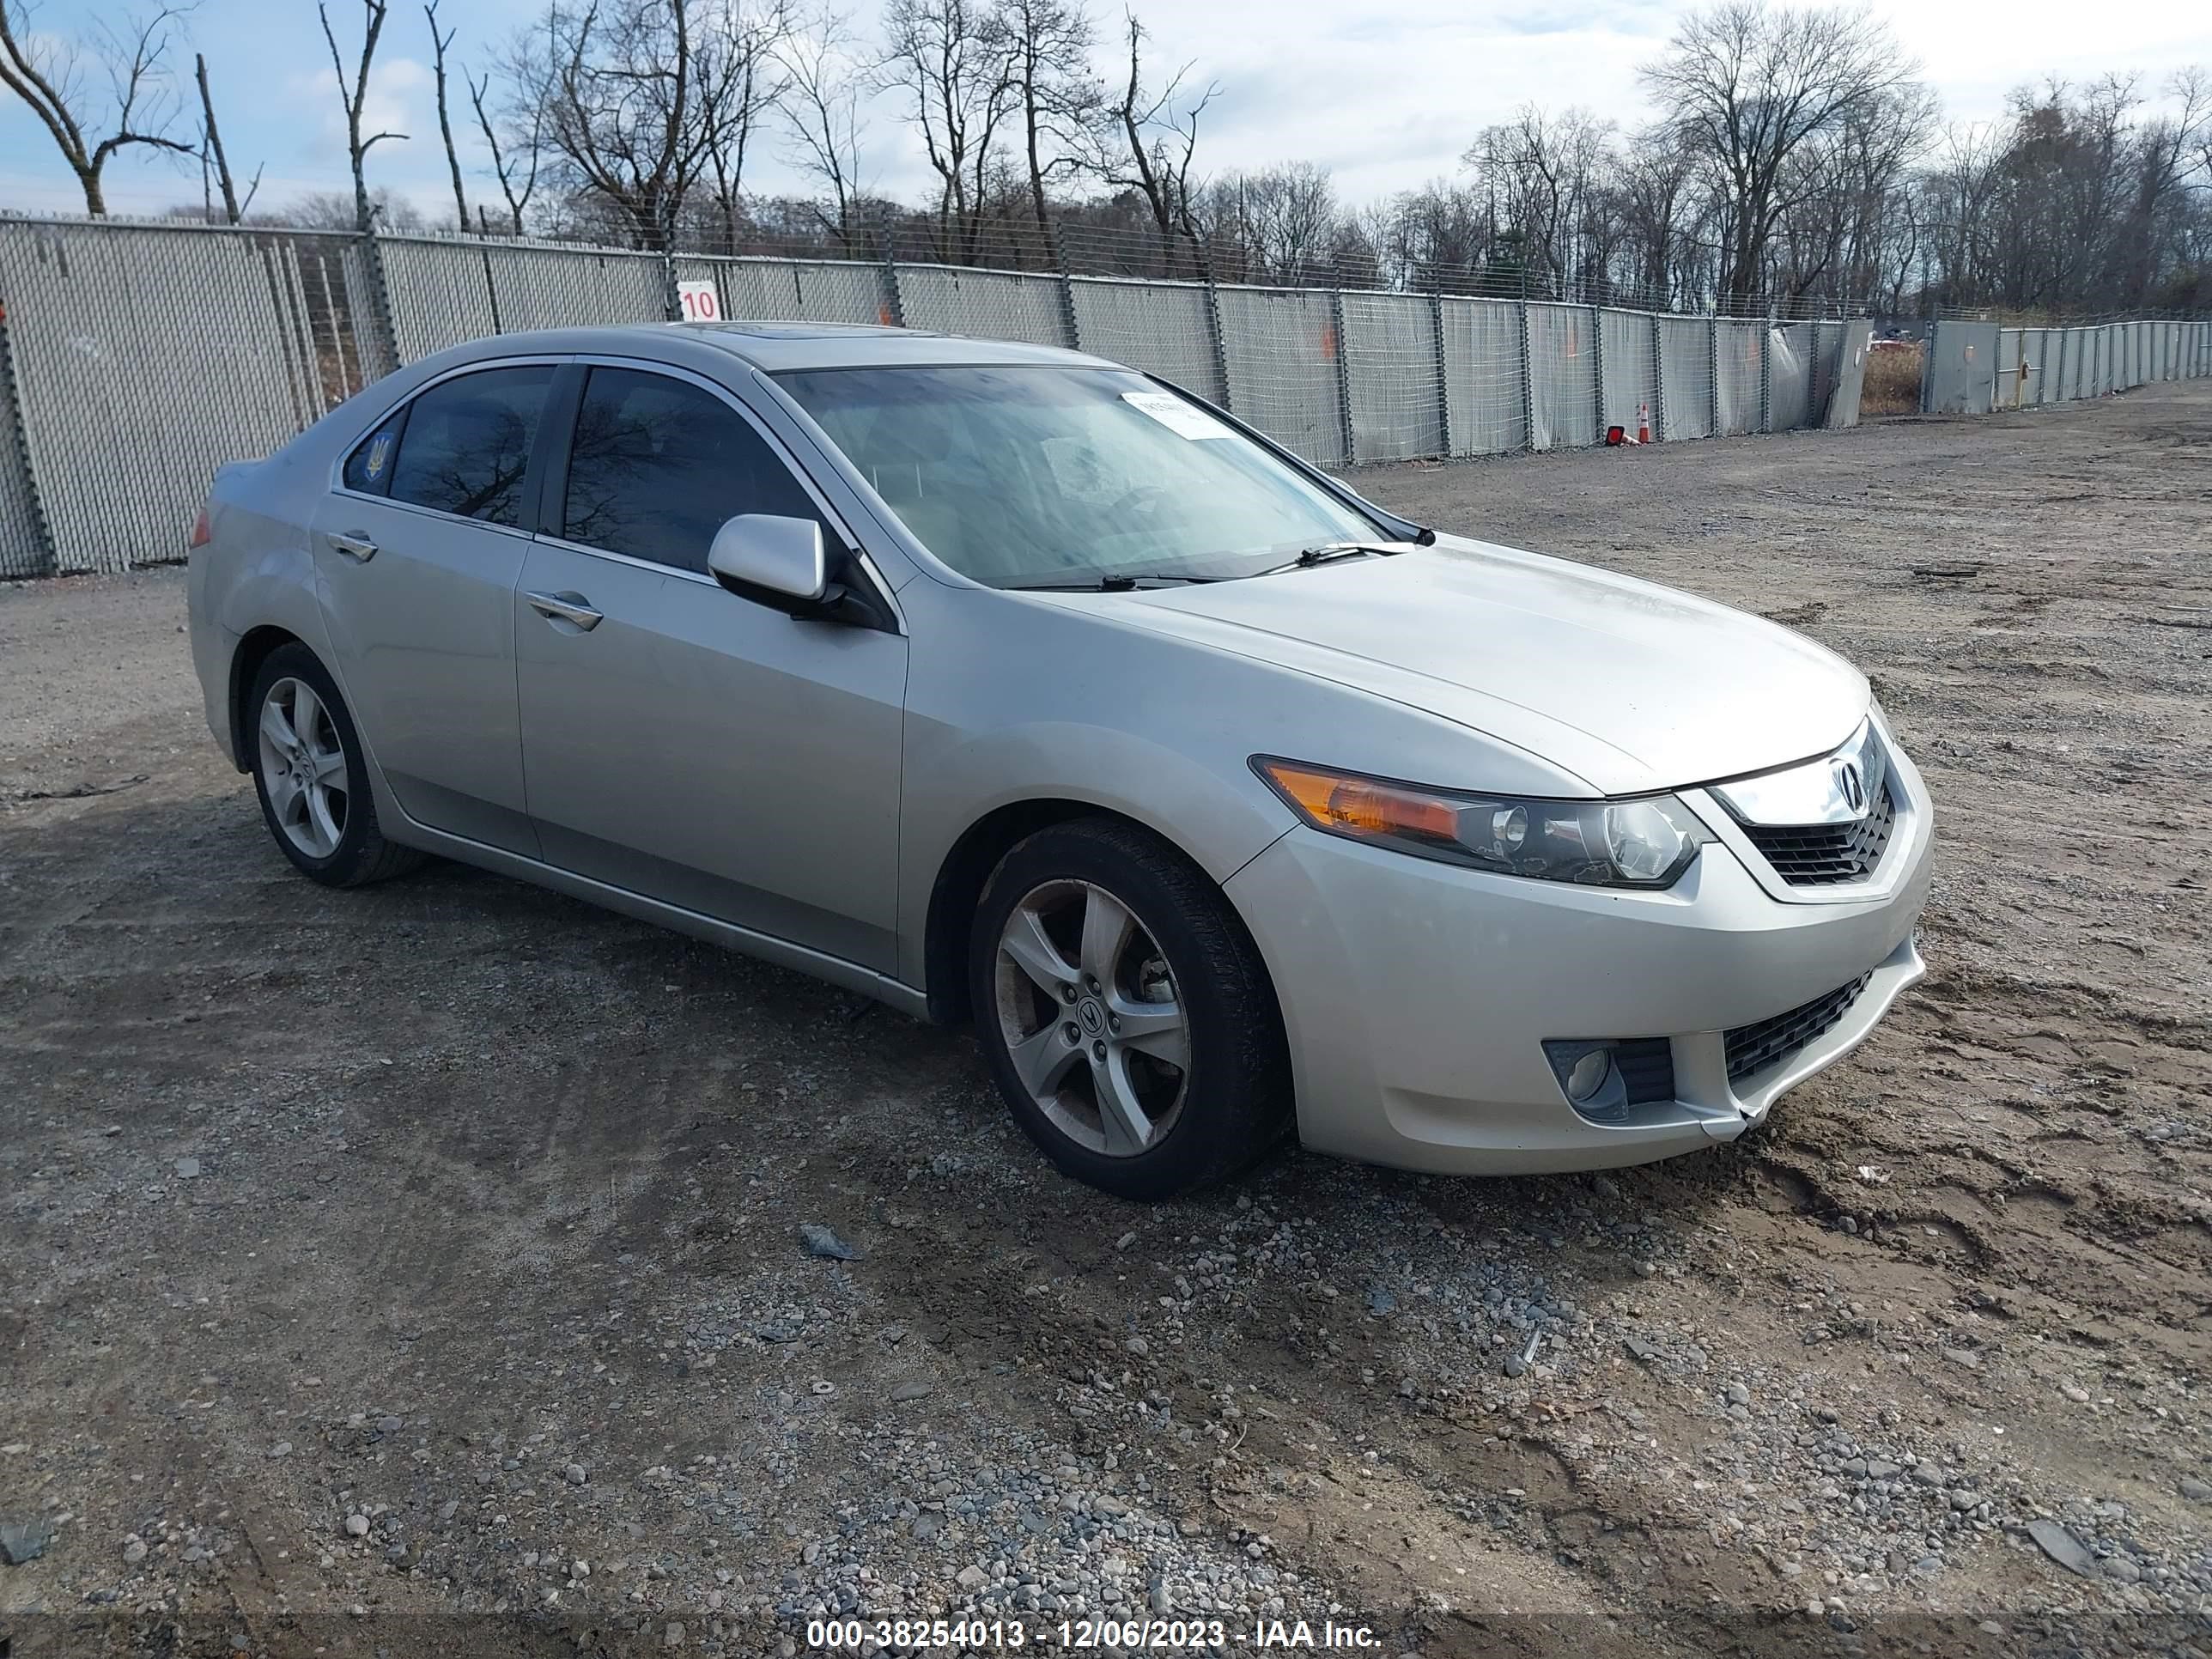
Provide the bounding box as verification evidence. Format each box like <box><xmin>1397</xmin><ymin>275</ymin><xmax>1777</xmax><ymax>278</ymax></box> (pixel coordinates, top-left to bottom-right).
<box><xmin>3</xmin><ymin>383</ymin><xmax>2209</xmax><ymax>1659</ymax></box>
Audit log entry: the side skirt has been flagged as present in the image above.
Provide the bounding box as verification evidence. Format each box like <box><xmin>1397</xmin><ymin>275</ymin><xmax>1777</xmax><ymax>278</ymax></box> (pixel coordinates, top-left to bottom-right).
<box><xmin>388</xmin><ymin>813</ymin><xmax>932</xmax><ymax>1022</ymax></box>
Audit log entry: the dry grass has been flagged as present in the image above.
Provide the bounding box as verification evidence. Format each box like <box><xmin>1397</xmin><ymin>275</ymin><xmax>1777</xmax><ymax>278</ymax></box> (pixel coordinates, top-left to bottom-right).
<box><xmin>1859</xmin><ymin>341</ymin><xmax>1923</xmax><ymax>416</ymax></box>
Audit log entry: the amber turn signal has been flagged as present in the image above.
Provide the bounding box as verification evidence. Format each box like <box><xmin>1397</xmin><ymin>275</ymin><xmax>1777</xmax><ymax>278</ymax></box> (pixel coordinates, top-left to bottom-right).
<box><xmin>1253</xmin><ymin>760</ymin><xmax>1460</xmax><ymax>842</ymax></box>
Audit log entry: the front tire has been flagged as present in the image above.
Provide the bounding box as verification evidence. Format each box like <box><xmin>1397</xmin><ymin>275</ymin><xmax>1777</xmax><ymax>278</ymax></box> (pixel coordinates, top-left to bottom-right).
<box><xmin>969</xmin><ymin>818</ymin><xmax>1291</xmax><ymax>1200</ymax></box>
<box><xmin>246</xmin><ymin>643</ymin><xmax>423</xmax><ymax>888</ymax></box>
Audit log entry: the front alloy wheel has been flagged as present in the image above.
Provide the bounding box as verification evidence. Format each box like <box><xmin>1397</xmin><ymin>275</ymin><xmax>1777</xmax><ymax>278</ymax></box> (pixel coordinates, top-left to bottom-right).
<box><xmin>969</xmin><ymin>819</ymin><xmax>1291</xmax><ymax>1199</ymax></box>
<box><xmin>994</xmin><ymin>878</ymin><xmax>1191</xmax><ymax>1158</ymax></box>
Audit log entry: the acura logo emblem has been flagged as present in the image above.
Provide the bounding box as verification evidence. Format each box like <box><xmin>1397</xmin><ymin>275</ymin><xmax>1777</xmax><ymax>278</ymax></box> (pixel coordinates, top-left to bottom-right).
<box><xmin>1835</xmin><ymin>759</ymin><xmax>1866</xmax><ymax>815</ymax></box>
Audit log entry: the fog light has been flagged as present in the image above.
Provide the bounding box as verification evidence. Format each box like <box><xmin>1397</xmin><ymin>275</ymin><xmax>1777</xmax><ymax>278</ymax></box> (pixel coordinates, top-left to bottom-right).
<box><xmin>1564</xmin><ymin>1047</ymin><xmax>1613</xmax><ymax>1103</ymax></box>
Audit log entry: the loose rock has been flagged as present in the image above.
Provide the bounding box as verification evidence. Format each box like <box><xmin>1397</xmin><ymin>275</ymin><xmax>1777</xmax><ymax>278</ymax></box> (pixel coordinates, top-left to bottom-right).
<box><xmin>1</xmin><ymin>1520</ymin><xmax>54</xmax><ymax>1565</ymax></box>
<box><xmin>799</xmin><ymin>1224</ymin><xmax>859</xmax><ymax>1261</ymax></box>
<box><xmin>2026</xmin><ymin>1519</ymin><xmax>2095</xmax><ymax>1579</ymax></box>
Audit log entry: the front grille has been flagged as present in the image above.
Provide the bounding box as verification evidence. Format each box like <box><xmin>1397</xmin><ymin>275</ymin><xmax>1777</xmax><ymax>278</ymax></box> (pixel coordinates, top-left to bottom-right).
<box><xmin>1740</xmin><ymin>783</ymin><xmax>1895</xmax><ymax>885</ymax></box>
<box><xmin>1725</xmin><ymin>975</ymin><xmax>1871</xmax><ymax>1084</ymax></box>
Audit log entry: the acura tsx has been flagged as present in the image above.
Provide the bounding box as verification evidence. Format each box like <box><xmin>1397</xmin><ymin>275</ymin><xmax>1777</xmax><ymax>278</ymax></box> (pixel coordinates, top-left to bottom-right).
<box><xmin>187</xmin><ymin>322</ymin><xmax>1931</xmax><ymax>1199</ymax></box>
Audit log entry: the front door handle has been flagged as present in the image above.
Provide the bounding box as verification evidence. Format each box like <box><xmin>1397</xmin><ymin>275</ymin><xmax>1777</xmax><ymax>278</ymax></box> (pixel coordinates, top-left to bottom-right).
<box><xmin>526</xmin><ymin>590</ymin><xmax>603</xmax><ymax>631</ymax></box>
<box><xmin>328</xmin><ymin>531</ymin><xmax>377</xmax><ymax>562</ymax></box>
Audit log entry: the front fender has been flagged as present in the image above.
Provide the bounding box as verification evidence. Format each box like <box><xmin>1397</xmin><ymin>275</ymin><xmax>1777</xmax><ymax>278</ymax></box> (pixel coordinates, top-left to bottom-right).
<box><xmin>891</xmin><ymin>580</ymin><xmax>1569</xmax><ymax>993</ymax></box>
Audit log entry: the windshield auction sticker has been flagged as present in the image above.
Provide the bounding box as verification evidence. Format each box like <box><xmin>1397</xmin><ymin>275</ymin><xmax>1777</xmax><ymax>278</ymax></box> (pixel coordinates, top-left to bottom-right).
<box><xmin>1121</xmin><ymin>391</ymin><xmax>1232</xmax><ymax>440</ymax></box>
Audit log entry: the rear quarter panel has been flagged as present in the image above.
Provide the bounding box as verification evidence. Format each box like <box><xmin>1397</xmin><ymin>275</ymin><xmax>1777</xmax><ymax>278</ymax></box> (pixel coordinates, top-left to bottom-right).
<box><xmin>191</xmin><ymin>418</ymin><xmax>357</xmax><ymax>764</ymax></box>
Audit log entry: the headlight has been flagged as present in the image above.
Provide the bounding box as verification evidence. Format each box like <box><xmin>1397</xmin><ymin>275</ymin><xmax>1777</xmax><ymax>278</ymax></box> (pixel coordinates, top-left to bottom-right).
<box><xmin>1252</xmin><ymin>757</ymin><xmax>1709</xmax><ymax>889</ymax></box>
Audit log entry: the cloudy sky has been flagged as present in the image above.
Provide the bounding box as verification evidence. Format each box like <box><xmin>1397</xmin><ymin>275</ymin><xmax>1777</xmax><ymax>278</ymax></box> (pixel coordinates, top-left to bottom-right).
<box><xmin>2</xmin><ymin>0</ymin><xmax>2208</xmax><ymax>223</ymax></box>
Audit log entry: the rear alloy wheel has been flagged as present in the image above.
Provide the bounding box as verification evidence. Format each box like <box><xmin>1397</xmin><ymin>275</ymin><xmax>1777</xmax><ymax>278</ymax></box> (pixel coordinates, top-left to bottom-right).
<box><xmin>970</xmin><ymin>819</ymin><xmax>1290</xmax><ymax>1199</ymax></box>
<box><xmin>258</xmin><ymin>676</ymin><xmax>349</xmax><ymax>860</ymax></box>
<box><xmin>246</xmin><ymin>643</ymin><xmax>424</xmax><ymax>888</ymax></box>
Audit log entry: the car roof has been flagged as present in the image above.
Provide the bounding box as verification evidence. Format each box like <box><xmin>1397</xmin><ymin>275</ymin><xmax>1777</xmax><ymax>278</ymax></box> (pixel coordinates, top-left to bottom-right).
<box><xmin>437</xmin><ymin>320</ymin><xmax>1122</xmax><ymax>374</ymax></box>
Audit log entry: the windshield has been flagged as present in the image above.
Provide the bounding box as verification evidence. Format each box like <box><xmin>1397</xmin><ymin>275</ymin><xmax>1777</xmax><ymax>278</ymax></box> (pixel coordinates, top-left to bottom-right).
<box><xmin>775</xmin><ymin>365</ymin><xmax>1382</xmax><ymax>588</ymax></box>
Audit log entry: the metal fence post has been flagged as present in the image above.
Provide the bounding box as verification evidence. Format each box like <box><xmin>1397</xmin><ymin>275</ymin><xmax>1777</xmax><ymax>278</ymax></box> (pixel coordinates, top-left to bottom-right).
<box><xmin>1918</xmin><ymin>321</ymin><xmax>1936</xmax><ymax>413</ymax></box>
<box><xmin>1707</xmin><ymin>313</ymin><xmax>1720</xmax><ymax>435</ymax></box>
<box><xmin>875</xmin><ymin>216</ymin><xmax>907</xmax><ymax>329</ymax></box>
<box><xmin>1588</xmin><ymin>302</ymin><xmax>1605</xmax><ymax>440</ymax></box>
<box><xmin>1050</xmin><ymin>223</ymin><xmax>1081</xmax><ymax>353</ymax></box>
<box><xmin>1759</xmin><ymin>310</ymin><xmax>1773</xmax><ymax>433</ymax></box>
<box><xmin>1650</xmin><ymin>312</ymin><xmax>1664</xmax><ymax>442</ymax></box>
<box><xmin>1202</xmin><ymin>247</ymin><xmax>1232</xmax><ymax>414</ymax></box>
<box><xmin>360</xmin><ymin>222</ymin><xmax>403</xmax><ymax>374</ymax></box>
<box><xmin>0</xmin><ymin>307</ymin><xmax>58</xmax><ymax>576</ymax></box>
<box><xmin>1430</xmin><ymin>289</ymin><xmax>1453</xmax><ymax>457</ymax></box>
<box><xmin>481</xmin><ymin>240</ymin><xmax>505</xmax><ymax>335</ymax></box>
<box><xmin>1330</xmin><ymin>289</ymin><xmax>1358</xmax><ymax>465</ymax></box>
<box><xmin>658</xmin><ymin>246</ymin><xmax>681</xmax><ymax>324</ymax></box>
<box><xmin>1518</xmin><ymin>296</ymin><xmax>1535</xmax><ymax>452</ymax></box>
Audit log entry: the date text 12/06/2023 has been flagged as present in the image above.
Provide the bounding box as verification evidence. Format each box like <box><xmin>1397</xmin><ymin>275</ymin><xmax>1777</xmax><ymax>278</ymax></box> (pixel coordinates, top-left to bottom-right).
<box><xmin>805</xmin><ymin>1615</ymin><xmax>1386</xmax><ymax>1650</ymax></box>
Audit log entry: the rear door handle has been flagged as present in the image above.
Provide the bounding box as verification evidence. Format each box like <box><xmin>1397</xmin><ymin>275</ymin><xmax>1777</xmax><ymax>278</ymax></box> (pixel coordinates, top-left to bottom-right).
<box><xmin>526</xmin><ymin>590</ymin><xmax>603</xmax><ymax>631</ymax></box>
<box><xmin>328</xmin><ymin>531</ymin><xmax>377</xmax><ymax>562</ymax></box>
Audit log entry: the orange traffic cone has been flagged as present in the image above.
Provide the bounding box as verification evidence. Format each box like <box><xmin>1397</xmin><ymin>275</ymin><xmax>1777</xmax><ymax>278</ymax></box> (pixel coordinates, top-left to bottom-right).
<box><xmin>1638</xmin><ymin>401</ymin><xmax>1651</xmax><ymax>444</ymax></box>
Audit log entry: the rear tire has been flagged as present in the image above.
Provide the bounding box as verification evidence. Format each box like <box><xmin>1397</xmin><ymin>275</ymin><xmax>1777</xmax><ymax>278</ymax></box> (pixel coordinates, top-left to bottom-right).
<box><xmin>246</xmin><ymin>643</ymin><xmax>424</xmax><ymax>888</ymax></box>
<box><xmin>969</xmin><ymin>818</ymin><xmax>1291</xmax><ymax>1200</ymax></box>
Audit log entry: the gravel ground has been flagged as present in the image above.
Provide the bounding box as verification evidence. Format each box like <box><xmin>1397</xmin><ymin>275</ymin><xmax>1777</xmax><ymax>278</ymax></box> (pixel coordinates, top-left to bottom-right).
<box><xmin>3</xmin><ymin>383</ymin><xmax>2209</xmax><ymax>1658</ymax></box>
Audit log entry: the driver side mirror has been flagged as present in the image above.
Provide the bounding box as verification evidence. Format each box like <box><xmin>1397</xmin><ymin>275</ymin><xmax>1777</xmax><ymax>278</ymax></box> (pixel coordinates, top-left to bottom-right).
<box><xmin>708</xmin><ymin>514</ymin><xmax>827</xmax><ymax>606</ymax></box>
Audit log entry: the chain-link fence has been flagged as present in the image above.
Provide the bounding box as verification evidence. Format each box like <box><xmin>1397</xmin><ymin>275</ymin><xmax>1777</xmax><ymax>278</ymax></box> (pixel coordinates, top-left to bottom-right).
<box><xmin>4</xmin><ymin>210</ymin><xmax>2196</xmax><ymax>578</ymax></box>
<box><xmin>1437</xmin><ymin>297</ymin><xmax>1527</xmax><ymax>457</ymax></box>
<box><xmin>1925</xmin><ymin>317</ymin><xmax>2210</xmax><ymax>415</ymax></box>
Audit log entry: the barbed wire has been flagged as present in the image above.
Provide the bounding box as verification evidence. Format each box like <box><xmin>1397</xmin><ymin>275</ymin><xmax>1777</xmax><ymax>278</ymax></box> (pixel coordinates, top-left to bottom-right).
<box><xmin>5</xmin><ymin>205</ymin><xmax>2203</xmax><ymax>326</ymax></box>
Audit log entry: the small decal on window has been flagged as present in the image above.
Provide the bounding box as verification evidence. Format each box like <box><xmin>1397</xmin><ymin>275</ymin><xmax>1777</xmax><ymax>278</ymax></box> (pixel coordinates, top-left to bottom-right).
<box><xmin>362</xmin><ymin>428</ymin><xmax>394</xmax><ymax>482</ymax></box>
<box><xmin>1121</xmin><ymin>391</ymin><xmax>1230</xmax><ymax>440</ymax></box>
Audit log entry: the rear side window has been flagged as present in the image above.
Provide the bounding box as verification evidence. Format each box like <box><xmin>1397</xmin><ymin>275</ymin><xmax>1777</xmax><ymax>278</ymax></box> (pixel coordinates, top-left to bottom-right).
<box><xmin>386</xmin><ymin>365</ymin><xmax>555</xmax><ymax>527</ymax></box>
<box><xmin>342</xmin><ymin>409</ymin><xmax>405</xmax><ymax>496</ymax></box>
<box><xmin>562</xmin><ymin>367</ymin><xmax>825</xmax><ymax>574</ymax></box>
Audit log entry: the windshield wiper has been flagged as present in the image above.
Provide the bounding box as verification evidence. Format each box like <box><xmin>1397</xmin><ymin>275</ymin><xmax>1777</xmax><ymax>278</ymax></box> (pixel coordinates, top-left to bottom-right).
<box><xmin>1007</xmin><ymin>572</ymin><xmax>1218</xmax><ymax>592</ymax></box>
<box><xmin>1253</xmin><ymin>540</ymin><xmax>1423</xmax><ymax>576</ymax></box>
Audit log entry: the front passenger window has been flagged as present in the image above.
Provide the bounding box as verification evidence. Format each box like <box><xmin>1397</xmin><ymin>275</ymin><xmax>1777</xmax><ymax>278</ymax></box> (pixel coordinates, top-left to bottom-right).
<box><xmin>386</xmin><ymin>365</ymin><xmax>554</xmax><ymax>527</ymax></box>
<box><xmin>562</xmin><ymin>367</ymin><xmax>827</xmax><ymax>574</ymax></box>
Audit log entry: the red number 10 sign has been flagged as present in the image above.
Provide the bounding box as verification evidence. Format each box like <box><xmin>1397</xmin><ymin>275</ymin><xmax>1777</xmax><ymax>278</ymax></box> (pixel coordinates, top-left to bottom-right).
<box><xmin>677</xmin><ymin>280</ymin><xmax>720</xmax><ymax>323</ymax></box>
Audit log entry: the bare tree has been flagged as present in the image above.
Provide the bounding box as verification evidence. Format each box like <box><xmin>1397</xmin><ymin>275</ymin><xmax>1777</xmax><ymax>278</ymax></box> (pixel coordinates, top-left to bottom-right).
<box><xmin>993</xmin><ymin>0</ymin><xmax>1094</xmax><ymax>230</ymax></box>
<box><xmin>468</xmin><ymin>30</ymin><xmax>546</xmax><ymax>237</ymax></box>
<box><xmin>192</xmin><ymin>50</ymin><xmax>260</xmax><ymax>222</ymax></box>
<box><xmin>1641</xmin><ymin>1</ymin><xmax>1919</xmax><ymax>301</ymax></box>
<box><xmin>424</xmin><ymin>0</ymin><xmax>471</xmax><ymax>231</ymax></box>
<box><xmin>319</xmin><ymin>0</ymin><xmax>407</xmax><ymax>231</ymax></box>
<box><xmin>0</xmin><ymin>2</ymin><xmax>195</xmax><ymax>216</ymax></box>
<box><xmin>1201</xmin><ymin>162</ymin><xmax>1337</xmax><ymax>283</ymax></box>
<box><xmin>1770</xmin><ymin>82</ymin><xmax>1934</xmax><ymax>302</ymax></box>
<box><xmin>879</xmin><ymin>0</ymin><xmax>1016</xmax><ymax>258</ymax></box>
<box><xmin>1463</xmin><ymin>106</ymin><xmax>1616</xmax><ymax>296</ymax></box>
<box><xmin>278</xmin><ymin>186</ymin><xmax>425</xmax><ymax>232</ymax></box>
<box><xmin>1613</xmin><ymin>132</ymin><xmax>1700</xmax><ymax>305</ymax></box>
<box><xmin>697</xmin><ymin>1</ymin><xmax>793</xmax><ymax>252</ymax></box>
<box><xmin>1093</xmin><ymin>11</ymin><xmax>1214</xmax><ymax>263</ymax></box>
<box><xmin>776</xmin><ymin>9</ymin><xmax>869</xmax><ymax>247</ymax></box>
<box><xmin>2191</xmin><ymin>67</ymin><xmax>2212</xmax><ymax>186</ymax></box>
<box><xmin>509</xmin><ymin>0</ymin><xmax>720</xmax><ymax>250</ymax></box>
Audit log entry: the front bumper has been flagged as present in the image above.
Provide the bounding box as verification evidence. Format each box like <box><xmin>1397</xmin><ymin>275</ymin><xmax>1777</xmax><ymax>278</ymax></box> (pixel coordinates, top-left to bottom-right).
<box><xmin>1224</xmin><ymin>757</ymin><xmax>1933</xmax><ymax>1176</ymax></box>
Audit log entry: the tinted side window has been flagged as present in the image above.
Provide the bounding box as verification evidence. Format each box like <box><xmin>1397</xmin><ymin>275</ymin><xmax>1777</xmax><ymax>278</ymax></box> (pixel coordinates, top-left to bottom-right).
<box><xmin>562</xmin><ymin>368</ymin><xmax>823</xmax><ymax>574</ymax></box>
<box><xmin>386</xmin><ymin>365</ymin><xmax>554</xmax><ymax>527</ymax></box>
<box><xmin>342</xmin><ymin>408</ymin><xmax>405</xmax><ymax>496</ymax></box>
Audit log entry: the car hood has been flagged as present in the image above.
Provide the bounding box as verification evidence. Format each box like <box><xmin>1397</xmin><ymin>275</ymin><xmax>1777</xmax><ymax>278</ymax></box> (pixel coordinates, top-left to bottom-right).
<box><xmin>1103</xmin><ymin>536</ymin><xmax>1868</xmax><ymax>796</ymax></box>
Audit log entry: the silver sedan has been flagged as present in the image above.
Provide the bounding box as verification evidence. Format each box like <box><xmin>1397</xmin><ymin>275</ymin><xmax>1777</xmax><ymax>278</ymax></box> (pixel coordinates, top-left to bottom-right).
<box><xmin>187</xmin><ymin>323</ymin><xmax>1932</xmax><ymax>1199</ymax></box>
